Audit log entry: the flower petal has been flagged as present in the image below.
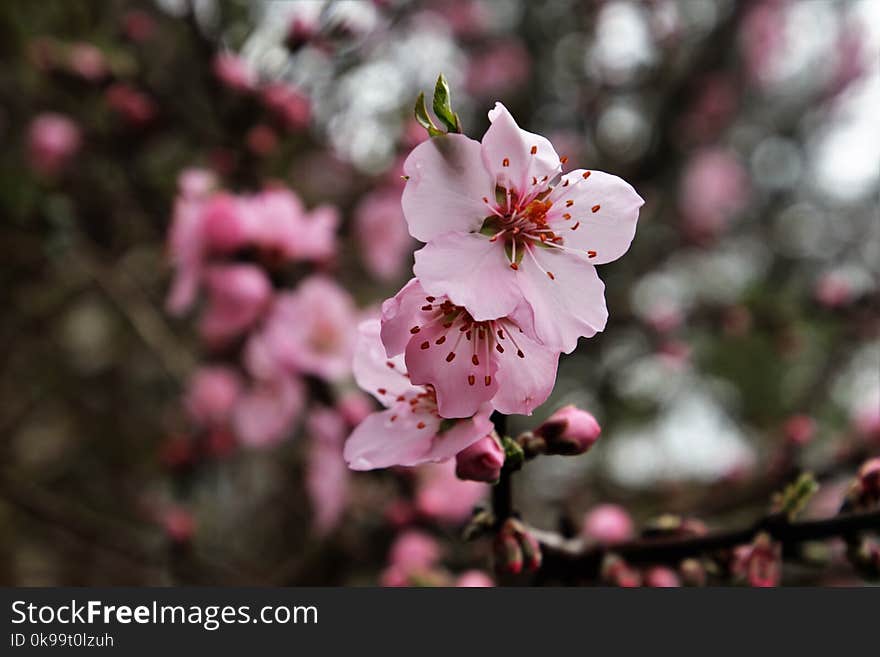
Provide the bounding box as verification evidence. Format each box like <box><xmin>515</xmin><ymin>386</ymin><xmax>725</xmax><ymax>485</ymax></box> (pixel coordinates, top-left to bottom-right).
<box><xmin>547</xmin><ymin>169</ymin><xmax>644</xmax><ymax>264</ymax></box>
<box><xmin>401</xmin><ymin>133</ymin><xmax>493</xmax><ymax>242</ymax></box>
<box><xmin>482</xmin><ymin>102</ymin><xmax>561</xmax><ymax>194</ymax></box>
<box><xmin>492</xmin><ymin>327</ymin><xmax>559</xmax><ymax>415</ymax></box>
<box><xmin>405</xmin><ymin>320</ymin><xmax>499</xmax><ymax>419</ymax></box>
<box><xmin>420</xmin><ymin>404</ymin><xmax>494</xmax><ymax>462</ymax></box>
<box><xmin>516</xmin><ymin>247</ymin><xmax>608</xmax><ymax>353</ymax></box>
<box><xmin>380</xmin><ymin>278</ymin><xmax>433</xmax><ymax>357</ymax></box>
<box><xmin>413</xmin><ymin>232</ymin><xmax>521</xmax><ymax>321</ymax></box>
<box><xmin>353</xmin><ymin>319</ymin><xmax>418</xmax><ymax>407</ymax></box>
<box><xmin>344</xmin><ymin>404</ymin><xmax>442</xmax><ymax>470</ymax></box>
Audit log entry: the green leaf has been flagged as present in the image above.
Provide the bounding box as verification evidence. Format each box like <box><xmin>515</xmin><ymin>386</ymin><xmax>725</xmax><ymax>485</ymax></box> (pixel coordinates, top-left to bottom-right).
<box><xmin>771</xmin><ymin>472</ymin><xmax>819</xmax><ymax>521</ymax></box>
<box><xmin>414</xmin><ymin>92</ymin><xmax>443</xmax><ymax>138</ymax></box>
<box><xmin>432</xmin><ymin>74</ymin><xmax>461</xmax><ymax>133</ymax></box>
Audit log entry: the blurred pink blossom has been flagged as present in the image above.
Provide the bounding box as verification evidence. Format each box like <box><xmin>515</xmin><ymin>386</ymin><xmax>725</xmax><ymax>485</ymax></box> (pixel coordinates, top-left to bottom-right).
<box><xmin>233</xmin><ymin>375</ymin><xmax>304</xmax><ymax>448</ymax></box>
<box><xmin>644</xmin><ymin>566</ymin><xmax>681</xmax><ymax>588</ymax></box>
<box><xmin>354</xmin><ymin>187</ymin><xmax>413</xmax><ymax>282</ymax></box>
<box><xmin>161</xmin><ymin>506</ymin><xmax>195</xmax><ymax>543</ymax></box>
<box><xmin>261</xmin><ymin>83</ymin><xmax>311</xmax><ymax>131</ymax></box>
<box><xmin>815</xmin><ymin>272</ymin><xmax>853</xmax><ymax>308</ymax></box>
<box><xmin>68</xmin><ymin>43</ymin><xmax>107</xmax><ymax>81</ymax></box>
<box><xmin>679</xmin><ymin>147</ymin><xmax>749</xmax><ymax>240</ymax></box>
<box><xmin>415</xmin><ymin>460</ymin><xmax>487</xmax><ymax>524</ymax></box>
<box><xmin>583</xmin><ymin>504</ymin><xmax>634</xmax><ymax>545</ymax></box>
<box><xmin>246</xmin><ymin>124</ymin><xmax>279</xmax><ymax>156</ymax></box>
<box><xmin>184</xmin><ymin>366</ymin><xmax>243</xmax><ymax>428</ymax></box>
<box><xmin>336</xmin><ymin>390</ymin><xmax>374</xmax><ymax>427</ymax></box>
<box><xmin>123</xmin><ymin>10</ymin><xmax>157</xmax><ymax>42</ymax></box>
<box><xmin>27</xmin><ymin>113</ymin><xmax>81</xmax><ymax>176</ymax></box>
<box><xmin>388</xmin><ymin>530</ymin><xmax>441</xmax><ymax>571</ymax></box>
<box><xmin>465</xmin><ymin>40</ymin><xmax>531</xmax><ymax>97</ymax></box>
<box><xmin>106</xmin><ymin>83</ymin><xmax>157</xmax><ymax>125</ymax></box>
<box><xmin>783</xmin><ymin>414</ymin><xmax>816</xmax><ymax>446</ymax></box>
<box><xmin>198</xmin><ymin>264</ymin><xmax>273</xmax><ymax>346</ymax></box>
<box><xmin>306</xmin><ymin>408</ymin><xmax>350</xmax><ymax>536</ymax></box>
<box><xmin>252</xmin><ymin>276</ymin><xmax>357</xmax><ymax>382</ymax></box>
<box><xmin>213</xmin><ymin>52</ymin><xmax>257</xmax><ymax>93</ymax></box>
<box><xmin>455</xmin><ymin>570</ymin><xmax>495</xmax><ymax>587</ymax></box>
<box><xmin>740</xmin><ymin>0</ymin><xmax>788</xmax><ymax>88</ymax></box>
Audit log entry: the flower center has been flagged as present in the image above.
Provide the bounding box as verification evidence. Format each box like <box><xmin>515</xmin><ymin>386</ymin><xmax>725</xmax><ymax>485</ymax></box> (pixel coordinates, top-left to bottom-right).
<box><xmin>409</xmin><ymin>295</ymin><xmax>527</xmax><ymax>389</ymax></box>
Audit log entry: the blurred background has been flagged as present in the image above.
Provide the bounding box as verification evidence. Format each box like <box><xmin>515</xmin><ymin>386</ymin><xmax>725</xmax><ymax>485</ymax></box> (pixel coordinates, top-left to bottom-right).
<box><xmin>0</xmin><ymin>0</ymin><xmax>877</xmax><ymax>586</ymax></box>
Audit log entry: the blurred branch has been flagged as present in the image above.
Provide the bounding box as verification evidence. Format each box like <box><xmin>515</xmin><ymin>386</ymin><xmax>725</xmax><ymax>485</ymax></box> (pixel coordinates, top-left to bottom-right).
<box><xmin>535</xmin><ymin>507</ymin><xmax>880</xmax><ymax>581</ymax></box>
<box><xmin>70</xmin><ymin>241</ymin><xmax>195</xmax><ymax>384</ymax></box>
<box><xmin>0</xmin><ymin>468</ymin><xmax>259</xmax><ymax>584</ymax></box>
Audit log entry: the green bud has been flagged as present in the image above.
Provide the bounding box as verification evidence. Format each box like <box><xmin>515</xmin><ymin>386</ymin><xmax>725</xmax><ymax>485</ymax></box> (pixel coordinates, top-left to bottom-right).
<box><xmin>432</xmin><ymin>74</ymin><xmax>462</xmax><ymax>133</ymax></box>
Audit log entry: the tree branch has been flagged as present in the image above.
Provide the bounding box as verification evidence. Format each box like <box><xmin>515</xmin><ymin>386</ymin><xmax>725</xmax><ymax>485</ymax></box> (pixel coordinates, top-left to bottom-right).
<box><xmin>535</xmin><ymin>508</ymin><xmax>880</xmax><ymax>581</ymax></box>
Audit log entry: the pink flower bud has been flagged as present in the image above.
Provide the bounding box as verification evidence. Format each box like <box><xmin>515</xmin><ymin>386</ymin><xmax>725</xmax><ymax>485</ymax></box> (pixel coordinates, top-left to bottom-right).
<box><xmin>380</xmin><ymin>565</ymin><xmax>409</xmax><ymax>587</ymax></box>
<box><xmin>783</xmin><ymin>414</ymin><xmax>816</xmax><ymax>446</ymax></box>
<box><xmin>493</xmin><ymin>518</ymin><xmax>541</xmax><ymax>576</ymax></box>
<box><xmin>857</xmin><ymin>458</ymin><xmax>880</xmax><ymax>505</ymax></box>
<box><xmin>27</xmin><ymin>113</ymin><xmax>81</xmax><ymax>176</ymax></box>
<box><xmin>534</xmin><ymin>405</ymin><xmax>601</xmax><ymax>456</ymax></box>
<box><xmin>123</xmin><ymin>10</ymin><xmax>157</xmax><ymax>42</ymax></box>
<box><xmin>246</xmin><ymin>124</ymin><xmax>279</xmax><ymax>156</ymax></box>
<box><xmin>455</xmin><ymin>433</ymin><xmax>504</xmax><ymax>483</ymax></box>
<box><xmin>105</xmin><ymin>83</ymin><xmax>156</xmax><ymax>126</ymax></box>
<box><xmin>733</xmin><ymin>533</ymin><xmax>781</xmax><ymax>587</ymax></box>
<box><xmin>644</xmin><ymin>566</ymin><xmax>681</xmax><ymax>588</ymax></box>
<box><xmin>213</xmin><ymin>52</ymin><xmax>256</xmax><ymax>93</ymax></box>
<box><xmin>601</xmin><ymin>555</ymin><xmax>641</xmax><ymax>587</ymax></box>
<box><xmin>583</xmin><ymin>504</ymin><xmax>634</xmax><ymax>545</ymax></box>
<box><xmin>455</xmin><ymin>570</ymin><xmax>495</xmax><ymax>587</ymax></box>
<box><xmin>389</xmin><ymin>530</ymin><xmax>441</xmax><ymax>572</ymax></box>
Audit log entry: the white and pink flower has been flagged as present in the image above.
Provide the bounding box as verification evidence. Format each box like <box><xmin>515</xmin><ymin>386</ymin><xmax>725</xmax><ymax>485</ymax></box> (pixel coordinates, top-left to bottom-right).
<box><xmin>344</xmin><ymin>319</ymin><xmax>494</xmax><ymax>470</ymax></box>
<box><xmin>404</xmin><ymin>103</ymin><xmax>643</xmax><ymax>354</ymax></box>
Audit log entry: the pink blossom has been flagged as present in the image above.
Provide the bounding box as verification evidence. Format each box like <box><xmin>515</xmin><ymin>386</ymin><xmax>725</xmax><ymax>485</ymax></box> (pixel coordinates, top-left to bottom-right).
<box><xmin>166</xmin><ymin>186</ymin><xmax>212</xmax><ymax>315</ymax></box>
<box><xmin>27</xmin><ymin>113</ymin><xmax>81</xmax><ymax>176</ymax></box>
<box><xmin>740</xmin><ymin>0</ymin><xmax>787</xmax><ymax>88</ymax></box>
<box><xmin>184</xmin><ymin>366</ymin><xmax>242</xmax><ymax>428</ymax></box>
<box><xmin>354</xmin><ymin>187</ymin><xmax>413</xmax><ymax>282</ymax></box>
<box><xmin>198</xmin><ymin>264</ymin><xmax>272</xmax><ymax>346</ymax></box>
<box><xmin>249</xmin><ymin>276</ymin><xmax>356</xmax><ymax>382</ymax></box>
<box><xmin>678</xmin><ymin>147</ymin><xmax>749</xmax><ymax>239</ymax></box>
<box><xmin>161</xmin><ymin>506</ymin><xmax>195</xmax><ymax>543</ymax></box>
<box><xmin>123</xmin><ymin>10</ymin><xmax>157</xmax><ymax>42</ymax></box>
<box><xmin>404</xmin><ymin>103</ymin><xmax>643</xmax><ymax>353</ymax></box>
<box><xmin>414</xmin><ymin>460</ymin><xmax>488</xmax><ymax>524</ymax></box>
<box><xmin>815</xmin><ymin>272</ymin><xmax>853</xmax><ymax>308</ymax></box>
<box><xmin>178</xmin><ymin>168</ymin><xmax>217</xmax><ymax>199</ymax></box>
<box><xmin>200</xmin><ymin>192</ymin><xmax>250</xmax><ymax>254</ymax></box>
<box><xmin>337</xmin><ymin>390</ymin><xmax>374</xmax><ymax>427</ymax></box>
<box><xmin>389</xmin><ymin>530</ymin><xmax>441</xmax><ymax>571</ymax></box>
<box><xmin>455</xmin><ymin>433</ymin><xmax>504</xmax><ymax>483</ymax></box>
<box><xmin>213</xmin><ymin>52</ymin><xmax>256</xmax><ymax>93</ymax></box>
<box><xmin>246</xmin><ymin>124</ymin><xmax>279</xmax><ymax>156</ymax></box>
<box><xmin>534</xmin><ymin>405</ymin><xmax>601</xmax><ymax>455</ymax></box>
<box><xmin>344</xmin><ymin>320</ymin><xmax>494</xmax><ymax>470</ymax></box>
<box><xmin>306</xmin><ymin>408</ymin><xmax>350</xmax><ymax>536</ymax></box>
<box><xmin>261</xmin><ymin>83</ymin><xmax>311</xmax><ymax>131</ymax></box>
<box><xmin>105</xmin><ymin>83</ymin><xmax>157</xmax><ymax>125</ymax></box>
<box><xmin>233</xmin><ymin>375</ymin><xmax>304</xmax><ymax>447</ymax></box>
<box><xmin>853</xmin><ymin>403</ymin><xmax>880</xmax><ymax>445</ymax></box>
<box><xmin>583</xmin><ymin>504</ymin><xmax>634</xmax><ymax>545</ymax></box>
<box><xmin>644</xmin><ymin>566</ymin><xmax>681</xmax><ymax>588</ymax></box>
<box><xmin>380</xmin><ymin>279</ymin><xmax>559</xmax><ymax>417</ymax></box>
<box><xmin>68</xmin><ymin>43</ymin><xmax>107</xmax><ymax>81</ymax></box>
<box><xmin>244</xmin><ymin>189</ymin><xmax>338</xmax><ymax>262</ymax></box>
<box><xmin>783</xmin><ymin>414</ymin><xmax>816</xmax><ymax>446</ymax></box>
<box><xmin>465</xmin><ymin>40</ymin><xmax>531</xmax><ymax>97</ymax></box>
<box><xmin>380</xmin><ymin>565</ymin><xmax>410</xmax><ymax>587</ymax></box>
<box><xmin>455</xmin><ymin>570</ymin><xmax>495</xmax><ymax>587</ymax></box>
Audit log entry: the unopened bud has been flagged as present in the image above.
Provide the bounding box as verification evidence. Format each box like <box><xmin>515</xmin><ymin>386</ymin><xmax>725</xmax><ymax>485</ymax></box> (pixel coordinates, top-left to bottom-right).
<box><xmin>455</xmin><ymin>433</ymin><xmax>505</xmax><ymax>483</ymax></box>
<box><xmin>732</xmin><ymin>532</ymin><xmax>781</xmax><ymax>587</ymax></box>
<box><xmin>493</xmin><ymin>523</ymin><xmax>523</xmax><ymax>575</ymax></box>
<box><xmin>534</xmin><ymin>405</ymin><xmax>601</xmax><ymax>456</ymax></box>
<box><xmin>845</xmin><ymin>457</ymin><xmax>880</xmax><ymax>511</ymax></box>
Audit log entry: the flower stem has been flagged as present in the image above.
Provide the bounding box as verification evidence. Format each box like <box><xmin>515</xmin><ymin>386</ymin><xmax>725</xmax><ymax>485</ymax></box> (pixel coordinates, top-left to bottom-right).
<box><xmin>491</xmin><ymin>412</ymin><xmax>513</xmax><ymax>525</ymax></box>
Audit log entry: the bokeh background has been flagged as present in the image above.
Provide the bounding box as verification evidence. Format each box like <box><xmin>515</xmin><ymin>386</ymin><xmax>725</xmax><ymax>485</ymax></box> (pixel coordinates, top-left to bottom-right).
<box><xmin>1</xmin><ymin>0</ymin><xmax>878</xmax><ymax>586</ymax></box>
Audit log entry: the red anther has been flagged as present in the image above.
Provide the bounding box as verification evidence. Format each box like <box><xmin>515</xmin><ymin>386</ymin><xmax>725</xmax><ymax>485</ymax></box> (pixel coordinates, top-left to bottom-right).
<box><xmin>421</xmin><ymin>304</ymin><xmax>433</xmax><ymax>311</ymax></box>
<box><xmin>484</xmin><ymin>376</ymin><xmax>492</xmax><ymax>386</ymax></box>
<box><xmin>410</xmin><ymin>326</ymin><xmax>420</xmax><ymax>334</ymax></box>
<box><xmin>496</xmin><ymin>344</ymin><xmax>505</xmax><ymax>353</ymax></box>
<box><xmin>502</xmin><ymin>158</ymin><xmax>510</xmax><ymax>167</ymax></box>
<box><xmin>530</xmin><ymin>145</ymin><xmax>538</xmax><ymax>154</ymax></box>
<box><xmin>571</xmin><ymin>221</ymin><xmax>580</xmax><ymax>230</ymax></box>
<box><xmin>563</xmin><ymin>213</ymin><xmax>571</xmax><ymax>220</ymax></box>
<box><xmin>582</xmin><ymin>171</ymin><xmax>591</xmax><ymax>179</ymax></box>
<box><xmin>446</xmin><ymin>352</ymin><xmax>456</xmax><ymax>362</ymax></box>
<box><xmin>435</xmin><ymin>336</ymin><xmax>446</xmax><ymax>345</ymax></box>
<box><xmin>386</xmin><ymin>361</ymin><xmax>395</xmax><ymax>369</ymax></box>
<box><xmin>591</xmin><ymin>204</ymin><xmax>601</xmax><ymax>212</ymax></box>
<box><xmin>468</xmin><ymin>375</ymin><xmax>476</xmax><ymax>386</ymax></box>
<box><xmin>547</xmin><ymin>271</ymin><xmax>555</xmax><ymax>280</ymax></box>
<box><xmin>510</xmin><ymin>263</ymin><xmax>519</xmax><ymax>270</ymax></box>
<box><xmin>417</xmin><ymin>422</ymin><xmax>426</xmax><ymax>429</ymax></box>
<box><xmin>426</xmin><ymin>296</ymin><xmax>435</xmax><ymax>302</ymax></box>
<box><xmin>560</xmin><ymin>156</ymin><xmax>568</xmax><ymax>164</ymax></box>
<box><xmin>517</xmin><ymin>349</ymin><xmax>525</xmax><ymax>358</ymax></box>
<box><xmin>420</xmin><ymin>341</ymin><xmax>430</xmax><ymax>349</ymax></box>
<box><xmin>390</xmin><ymin>415</ymin><xmax>397</xmax><ymax>422</ymax></box>
<box><xmin>472</xmin><ymin>355</ymin><xmax>480</xmax><ymax>366</ymax></box>
<box><xmin>566</xmin><ymin>200</ymin><xmax>574</xmax><ymax>207</ymax></box>
<box><xmin>377</xmin><ymin>388</ymin><xmax>387</xmax><ymax>395</ymax></box>
<box><xmin>588</xmin><ymin>250</ymin><xmax>597</xmax><ymax>258</ymax></box>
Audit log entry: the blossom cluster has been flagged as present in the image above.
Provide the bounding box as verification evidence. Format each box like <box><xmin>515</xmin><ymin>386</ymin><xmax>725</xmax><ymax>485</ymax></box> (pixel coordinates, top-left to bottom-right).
<box><xmin>345</xmin><ymin>102</ymin><xmax>644</xmax><ymax>474</ymax></box>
